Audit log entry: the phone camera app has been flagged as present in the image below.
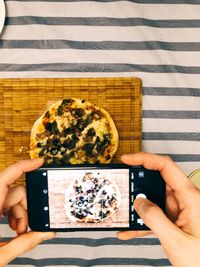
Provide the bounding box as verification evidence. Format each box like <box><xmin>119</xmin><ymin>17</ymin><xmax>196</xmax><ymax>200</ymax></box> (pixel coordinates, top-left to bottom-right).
<box><xmin>47</xmin><ymin>168</ymin><xmax>130</xmax><ymax>229</ymax></box>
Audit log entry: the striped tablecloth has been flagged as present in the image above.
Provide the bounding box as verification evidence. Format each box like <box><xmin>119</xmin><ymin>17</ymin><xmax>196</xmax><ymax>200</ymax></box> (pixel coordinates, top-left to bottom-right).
<box><xmin>0</xmin><ymin>0</ymin><xmax>200</xmax><ymax>266</ymax></box>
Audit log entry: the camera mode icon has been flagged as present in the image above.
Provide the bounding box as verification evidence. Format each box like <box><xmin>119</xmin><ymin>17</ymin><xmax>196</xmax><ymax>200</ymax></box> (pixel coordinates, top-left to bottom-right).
<box><xmin>138</xmin><ymin>171</ymin><xmax>144</xmax><ymax>178</ymax></box>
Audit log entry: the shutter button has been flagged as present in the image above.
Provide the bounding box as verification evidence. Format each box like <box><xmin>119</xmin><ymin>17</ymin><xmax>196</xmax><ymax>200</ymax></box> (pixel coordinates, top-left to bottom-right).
<box><xmin>136</xmin><ymin>193</ymin><xmax>147</xmax><ymax>199</ymax></box>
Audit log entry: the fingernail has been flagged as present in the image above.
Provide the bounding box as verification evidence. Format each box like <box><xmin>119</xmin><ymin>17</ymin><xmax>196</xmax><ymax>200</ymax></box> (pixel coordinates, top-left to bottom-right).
<box><xmin>134</xmin><ymin>198</ymin><xmax>149</xmax><ymax>213</ymax></box>
<box><xmin>137</xmin><ymin>202</ymin><xmax>148</xmax><ymax>213</ymax></box>
<box><xmin>136</xmin><ymin>193</ymin><xmax>147</xmax><ymax>199</ymax></box>
<box><xmin>137</xmin><ymin>200</ymin><xmax>154</xmax><ymax>215</ymax></box>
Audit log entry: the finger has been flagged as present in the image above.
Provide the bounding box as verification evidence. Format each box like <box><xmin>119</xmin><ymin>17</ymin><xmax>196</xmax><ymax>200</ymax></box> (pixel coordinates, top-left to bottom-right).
<box><xmin>4</xmin><ymin>185</ymin><xmax>27</xmax><ymax>211</ymax></box>
<box><xmin>0</xmin><ymin>158</ymin><xmax>44</xmax><ymax>185</ymax></box>
<box><xmin>11</xmin><ymin>204</ymin><xmax>28</xmax><ymax>235</ymax></box>
<box><xmin>0</xmin><ymin>231</ymin><xmax>55</xmax><ymax>266</ymax></box>
<box><xmin>0</xmin><ymin>242</ymin><xmax>7</xmax><ymax>248</ymax></box>
<box><xmin>165</xmin><ymin>185</ymin><xmax>180</xmax><ymax>222</ymax></box>
<box><xmin>0</xmin><ymin>158</ymin><xmax>43</xmax><ymax>212</ymax></box>
<box><xmin>8</xmin><ymin>213</ymin><xmax>17</xmax><ymax>231</ymax></box>
<box><xmin>121</xmin><ymin>152</ymin><xmax>191</xmax><ymax>193</ymax></box>
<box><xmin>134</xmin><ymin>197</ymin><xmax>183</xmax><ymax>244</ymax></box>
<box><xmin>117</xmin><ymin>230</ymin><xmax>152</xmax><ymax>240</ymax></box>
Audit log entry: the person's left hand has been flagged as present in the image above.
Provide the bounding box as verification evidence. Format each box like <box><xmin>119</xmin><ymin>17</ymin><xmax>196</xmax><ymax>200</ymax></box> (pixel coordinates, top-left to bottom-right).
<box><xmin>0</xmin><ymin>158</ymin><xmax>55</xmax><ymax>266</ymax></box>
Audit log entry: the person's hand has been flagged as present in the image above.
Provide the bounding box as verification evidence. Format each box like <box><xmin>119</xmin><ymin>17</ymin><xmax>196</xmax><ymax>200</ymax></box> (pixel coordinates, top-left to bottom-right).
<box><xmin>0</xmin><ymin>158</ymin><xmax>55</xmax><ymax>266</ymax></box>
<box><xmin>117</xmin><ymin>152</ymin><xmax>200</xmax><ymax>267</ymax></box>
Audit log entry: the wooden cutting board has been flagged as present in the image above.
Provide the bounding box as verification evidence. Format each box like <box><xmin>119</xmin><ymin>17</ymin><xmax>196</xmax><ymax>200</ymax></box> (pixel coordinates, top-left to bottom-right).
<box><xmin>0</xmin><ymin>77</ymin><xmax>142</xmax><ymax>184</ymax></box>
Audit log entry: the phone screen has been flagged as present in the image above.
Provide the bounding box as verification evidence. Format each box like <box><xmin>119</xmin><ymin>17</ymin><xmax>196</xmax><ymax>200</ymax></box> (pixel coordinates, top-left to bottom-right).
<box><xmin>47</xmin><ymin>168</ymin><xmax>130</xmax><ymax>229</ymax></box>
<box><xmin>26</xmin><ymin>164</ymin><xmax>165</xmax><ymax>231</ymax></box>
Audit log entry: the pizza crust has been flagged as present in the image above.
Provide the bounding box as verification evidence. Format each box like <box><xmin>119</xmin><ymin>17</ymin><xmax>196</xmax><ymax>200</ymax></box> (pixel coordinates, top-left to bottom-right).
<box><xmin>30</xmin><ymin>98</ymin><xmax>119</xmax><ymax>165</ymax></box>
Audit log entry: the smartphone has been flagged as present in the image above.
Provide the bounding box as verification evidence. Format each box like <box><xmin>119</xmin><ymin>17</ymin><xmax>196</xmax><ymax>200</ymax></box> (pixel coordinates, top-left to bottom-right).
<box><xmin>26</xmin><ymin>164</ymin><xmax>165</xmax><ymax>232</ymax></box>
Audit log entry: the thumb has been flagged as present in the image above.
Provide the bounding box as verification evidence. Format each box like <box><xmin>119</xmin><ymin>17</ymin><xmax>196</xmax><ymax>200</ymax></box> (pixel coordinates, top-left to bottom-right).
<box><xmin>134</xmin><ymin>198</ymin><xmax>182</xmax><ymax>243</ymax></box>
<box><xmin>0</xmin><ymin>231</ymin><xmax>55</xmax><ymax>266</ymax></box>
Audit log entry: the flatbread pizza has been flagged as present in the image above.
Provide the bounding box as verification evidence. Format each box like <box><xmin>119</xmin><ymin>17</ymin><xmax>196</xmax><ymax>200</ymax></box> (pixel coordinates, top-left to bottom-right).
<box><xmin>64</xmin><ymin>172</ymin><xmax>121</xmax><ymax>223</ymax></box>
<box><xmin>30</xmin><ymin>98</ymin><xmax>118</xmax><ymax>165</ymax></box>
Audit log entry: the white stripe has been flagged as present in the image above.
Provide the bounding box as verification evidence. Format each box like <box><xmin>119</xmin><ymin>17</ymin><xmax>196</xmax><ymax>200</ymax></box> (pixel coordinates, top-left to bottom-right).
<box><xmin>141</xmin><ymin>73</ymin><xmax>200</xmax><ymax>88</ymax></box>
<box><xmin>6</xmin><ymin>2</ymin><xmax>200</xmax><ymax>19</ymax></box>
<box><xmin>0</xmin><ymin>224</ymin><xmax>15</xmax><ymax>237</ymax></box>
<box><xmin>143</xmin><ymin>119</ymin><xmax>200</xmax><ymax>133</ymax></box>
<box><xmin>0</xmin><ymin>0</ymin><xmax>5</xmax><ymax>35</ymax></box>
<box><xmin>0</xmin><ymin>223</ymin><xmax>155</xmax><ymax>239</ymax></box>
<box><xmin>57</xmin><ymin>231</ymin><xmax>117</xmax><ymax>239</ymax></box>
<box><xmin>143</xmin><ymin>144</ymin><xmax>200</xmax><ymax>175</ymax></box>
<box><xmin>178</xmin><ymin>162</ymin><xmax>200</xmax><ymax>176</ymax></box>
<box><xmin>6</xmin><ymin>263</ymin><xmax>76</xmax><ymax>267</ymax></box>
<box><xmin>0</xmin><ymin>50</ymin><xmax>200</xmax><ymax>66</ymax></box>
<box><xmin>3</xmin><ymin>25</ymin><xmax>200</xmax><ymax>42</ymax></box>
<box><xmin>0</xmin><ymin>224</ymin><xmax>117</xmax><ymax>238</ymax></box>
<box><xmin>143</xmin><ymin>96</ymin><xmax>200</xmax><ymax>111</ymax></box>
<box><xmin>21</xmin><ymin>244</ymin><xmax>165</xmax><ymax>259</ymax></box>
<box><xmin>93</xmin><ymin>266</ymin><xmax>167</xmax><ymax>267</ymax></box>
<box><xmin>0</xmin><ymin>72</ymin><xmax>200</xmax><ymax>89</ymax></box>
<box><xmin>143</xmin><ymin>140</ymin><xmax>200</xmax><ymax>155</ymax></box>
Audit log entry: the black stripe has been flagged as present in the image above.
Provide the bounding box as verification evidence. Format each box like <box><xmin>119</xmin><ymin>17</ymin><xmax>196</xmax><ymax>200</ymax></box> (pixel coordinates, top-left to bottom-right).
<box><xmin>1</xmin><ymin>237</ymin><xmax>161</xmax><ymax>246</ymax></box>
<box><xmin>143</xmin><ymin>87</ymin><xmax>200</xmax><ymax>96</ymax></box>
<box><xmin>159</xmin><ymin>154</ymin><xmax>200</xmax><ymax>162</ymax></box>
<box><xmin>0</xmin><ymin>63</ymin><xmax>200</xmax><ymax>74</ymax></box>
<box><xmin>4</xmin><ymin>0</ymin><xmax>200</xmax><ymax>3</ymax></box>
<box><xmin>0</xmin><ymin>217</ymin><xmax>8</xmax><ymax>224</ymax></box>
<box><xmin>10</xmin><ymin>257</ymin><xmax>171</xmax><ymax>266</ymax></box>
<box><xmin>45</xmin><ymin>237</ymin><xmax>161</xmax><ymax>246</ymax></box>
<box><xmin>1</xmin><ymin>40</ymin><xmax>200</xmax><ymax>51</ymax></box>
<box><xmin>143</xmin><ymin>110</ymin><xmax>200</xmax><ymax>119</ymax></box>
<box><xmin>5</xmin><ymin>16</ymin><xmax>200</xmax><ymax>28</ymax></box>
<box><xmin>143</xmin><ymin>132</ymin><xmax>200</xmax><ymax>141</ymax></box>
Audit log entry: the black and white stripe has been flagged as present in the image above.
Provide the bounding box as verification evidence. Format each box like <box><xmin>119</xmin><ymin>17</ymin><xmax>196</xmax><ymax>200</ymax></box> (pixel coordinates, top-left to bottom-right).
<box><xmin>1</xmin><ymin>1</ymin><xmax>200</xmax><ymax>266</ymax></box>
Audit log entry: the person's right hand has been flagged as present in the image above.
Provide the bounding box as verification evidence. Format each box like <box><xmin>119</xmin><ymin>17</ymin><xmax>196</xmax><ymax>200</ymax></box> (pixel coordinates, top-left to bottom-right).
<box><xmin>118</xmin><ymin>152</ymin><xmax>200</xmax><ymax>267</ymax></box>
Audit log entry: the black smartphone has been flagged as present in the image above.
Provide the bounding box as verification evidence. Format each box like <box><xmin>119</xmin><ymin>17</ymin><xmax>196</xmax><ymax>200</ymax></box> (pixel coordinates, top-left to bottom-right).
<box><xmin>26</xmin><ymin>164</ymin><xmax>165</xmax><ymax>232</ymax></box>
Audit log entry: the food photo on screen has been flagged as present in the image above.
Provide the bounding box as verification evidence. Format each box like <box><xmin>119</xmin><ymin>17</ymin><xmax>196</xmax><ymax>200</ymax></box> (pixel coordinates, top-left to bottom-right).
<box><xmin>47</xmin><ymin>168</ymin><xmax>130</xmax><ymax>229</ymax></box>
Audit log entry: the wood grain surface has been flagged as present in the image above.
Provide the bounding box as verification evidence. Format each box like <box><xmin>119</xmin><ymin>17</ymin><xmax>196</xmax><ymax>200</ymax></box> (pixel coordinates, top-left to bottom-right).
<box><xmin>0</xmin><ymin>77</ymin><xmax>142</xmax><ymax>184</ymax></box>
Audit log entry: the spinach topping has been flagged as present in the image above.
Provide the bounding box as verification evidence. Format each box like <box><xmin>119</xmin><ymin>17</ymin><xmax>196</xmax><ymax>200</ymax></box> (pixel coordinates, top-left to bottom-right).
<box><xmin>87</xmin><ymin>128</ymin><xmax>96</xmax><ymax>137</ymax></box>
<box><xmin>72</xmin><ymin>108</ymin><xmax>85</xmax><ymax>118</ymax></box>
<box><xmin>83</xmin><ymin>143</ymin><xmax>95</xmax><ymax>157</ymax></box>
<box><xmin>39</xmin><ymin>146</ymin><xmax>48</xmax><ymax>157</ymax></box>
<box><xmin>64</xmin><ymin>127</ymin><xmax>74</xmax><ymax>135</ymax></box>
<box><xmin>76</xmin><ymin>114</ymin><xmax>93</xmax><ymax>132</ymax></box>
<box><xmin>45</xmin><ymin>121</ymin><xmax>59</xmax><ymax>134</ymax></box>
<box><xmin>37</xmin><ymin>142</ymin><xmax>43</xmax><ymax>148</ymax></box>
<box><xmin>50</xmin><ymin>147</ymin><xmax>58</xmax><ymax>155</ymax></box>
<box><xmin>61</xmin><ymin>99</ymin><xmax>74</xmax><ymax>106</ymax></box>
<box><xmin>52</xmin><ymin>138</ymin><xmax>61</xmax><ymax>147</ymax></box>
<box><xmin>95</xmin><ymin>134</ymin><xmax>111</xmax><ymax>155</ymax></box>
<box><xmin>63</xmin><ymin>134</ymin><xmax>79</xmax><ymax>150</ymax></box>
<box><xmin>57</xmin><ymin>105</ymin><xmax>64</xmax><ymax>116</ymax></box>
